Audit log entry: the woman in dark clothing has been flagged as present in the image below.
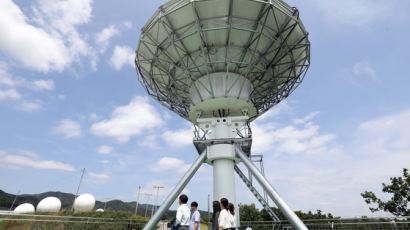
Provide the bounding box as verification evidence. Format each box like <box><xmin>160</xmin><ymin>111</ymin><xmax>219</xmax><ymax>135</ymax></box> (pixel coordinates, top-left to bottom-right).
<box><xmin>211</xmin><ymin>201</ymin><xmax>221</xmax><ymax>230</ymax></box>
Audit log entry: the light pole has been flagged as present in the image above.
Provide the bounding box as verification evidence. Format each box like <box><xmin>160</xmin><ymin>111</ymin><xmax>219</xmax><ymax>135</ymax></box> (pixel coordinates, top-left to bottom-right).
<box><xmin>103</xmin><ymin>197</ymin><xmax>110</xmax><ymax>211</ymax></box>
<box><xmin>9</xmin><ymin>190</ymin><xmax>20</xmax><ymax>211</ymax></box>
<box><xmin>135</xmin><ymin>186</ymin><xmax>141</xmax><ymax>216</ymax></box>
<box><xmin>208</xmin><ymin>194</ymin><xmax>211</xmax><ymax>230</ymax></box>
<box><xmin>144</xmin><ymin>193</ymin><xmax>153</xmax><ymax>219</ymax></box>
<box><xmin>72</xmin><ymin>168</ymin><xmax>85</xmax><ymax>211</ymax></box>
<box><xmin>152</xmin><ymin>185</ymin><xmax>164</xmax><ymax>217</ymax></box>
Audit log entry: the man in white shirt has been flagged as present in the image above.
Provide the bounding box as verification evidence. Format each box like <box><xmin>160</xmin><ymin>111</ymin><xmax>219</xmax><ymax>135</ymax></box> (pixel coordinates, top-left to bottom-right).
<box><xmin>218</xmin><ymin>198</ymin><xmax>232</xmax><ymax>230</ymax></box>
<box><xmin>176</xmin><ymin>194</ymin><xmax>191</xmax><ymax>230</ymax></box>
<box><xmin>190</xmin><ymin>201</ymin><xmax>200</xmax><ymax>230</ymax></box>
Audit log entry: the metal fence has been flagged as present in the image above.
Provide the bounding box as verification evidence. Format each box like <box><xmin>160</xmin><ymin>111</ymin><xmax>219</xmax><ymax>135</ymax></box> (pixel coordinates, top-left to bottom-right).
<box><xmin>0</xmin><ymin>214</ymin><xmax>147</xmax><ymax>230</ymax></box>
<box><xmin>240</xmin><ymin>217</ymin><xmax>410</xmax><ymax>230</ymax></box>
<box><xmin>1</xmin><ymin>214</ymin><xmax>410</xmax><ymax>230</ymax></box>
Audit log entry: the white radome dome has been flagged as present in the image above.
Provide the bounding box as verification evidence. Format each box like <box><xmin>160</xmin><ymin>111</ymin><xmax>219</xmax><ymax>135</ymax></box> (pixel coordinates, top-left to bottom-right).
<box><xmin>14</xmin><ymin>203</ymin><xmax>35</xmax><ymax>214</ymax></box>
<box><xmin>96</xmin><ymin>208</ymin><xmax>104</xmax><ymax>212</ymax></box>
<box><xmin>73</xmin><ymin>193</ymin><xmax>95</xmax><ymax>212</ymax></box>
<box><xmin>36</xmin><ymin>197</ymin><xmax>61</xmax><ymax>213</ymax></box>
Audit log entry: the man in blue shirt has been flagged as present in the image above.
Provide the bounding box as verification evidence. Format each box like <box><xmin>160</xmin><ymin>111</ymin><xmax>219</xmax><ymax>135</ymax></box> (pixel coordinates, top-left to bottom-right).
<box><xmin>190</xmin><ymin>201</ymin><xmax>200</xmax><ymax>230</ymax></box>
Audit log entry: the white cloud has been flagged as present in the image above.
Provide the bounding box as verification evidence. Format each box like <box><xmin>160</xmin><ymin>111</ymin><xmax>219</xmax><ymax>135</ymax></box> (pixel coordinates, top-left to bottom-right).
<box><xmin>100</xmin><ymin>160</ymin><xmax>110</xmax><ymax>164</ymax></box>
<box><xmin>309</xmin><ymin>0</ymin><xmax>399</xmax><ymax>27</ymax></box>
<box><xmin>151</xmin><ymin>157</ymin><xmax>190</xmax><ymax>174</ymax></box>
<box><xmin>292</xmin><ymin>111</ymin><xmax>320</xmax><ymax>125</ymax></box>
<box><xmin>139</xmin><ymin>135</ymin><xmax>162</xmax><ymax>149</ymax></box>
<box><xmin>31</xmin><ymin>80</ymin><xmax>55</xmax><ymax>91</ymax></box>
<box><xmin>249</xmin><ymin>107</ymin><xmax>410</xmax><ymax>217</ymax></box>
<box><xmin>0</xmin><ymin>0</ymin><xmax>70</xmax><ymax>71</ymax></box>
<box><xmin>0</xmin><ymin>150</ymin><xmax>75</xmax><ymax>171</ymax></box>
<box><xmin>162</xmin><ymin>128</ymin><xmax>193</xmax><ymax>148</ymax></box>
<box><xmin>89</xmin><ymin>171</ymin><xmax>111</xmax><ymax>182</ymax></box>
<box><xmin>0</xmin><ymin>89</ymin><xmax>21</xmax><ymax>101</ymax></box>
<box><xmin>291</xmin><ymin>109</ymin><xmax>410</xmax><ymax>216</ymax></box>
<box><xmin>0</xmin><ymin>0</ymin><xmax>94</xmax><ymax>72</ymax></box>
<box><xmin>258</xmin><ymin>100</ymin><xmax>292</xmax><ymax>121</ymax></box>
<box><xmin>0</xmin><ymin>66</ymin><xmax>52</xmax><ymax>112</ymax></box>
<box><xmin>91</xmin><ymin>96</ymin><xmax>162</xmax><ymax>143</ymax></box>
<box><xmin>252</xmin><ymin>115</ymin><xmax>335</xmax><ymax>155</ymax></box>
<box><xmin>33</xmin><ymin>0</ymin><xmax>93</xmax><ymax>34</ymax></box>
<box><xmin>54</xmin><ymin>119</ymin><xmax>82</xmax><ymax>138</ymax></box>
<box><xmin>95</xmin><ymin>25</ymin><xmax>119</xmax><ymax>53</ymax></box>
<box><xmin>123</xmin><ymin>21</ymin><xmax>133</xmax><ymax>29</ymax></box>
<box><xmin>0</xmin><ymin>75</ymin><xmax>55</xmax><ymax>92</ymax></box>
<box><xmin>97</xmin><ymin>145</ymin><xmax>113</xmax><ymax>155</ymax></box>
<box><xmin>352</xmin><ymin>61</ymin><xmax>379</xmax><ymax>83</ymax></box>
<box><xmin>354</xmin><ymin>109</ymin><xmax>410</xmax><ymax>156</ymax></box>
<box><xmin>33</xmin><ymin>0</ymin><xmax>95</xmax><ymax>65</ymax></box>
<box><xmin>18</xmin><ymin>100</ymin><xmax>42</xmax><ymax>112</ymax></box>
<box><xmin>0</xmin><ymin>64</ymin><xmax>16</xmax><ymax>87</ymax></box>
<box><xmin>89</xmin><ymin>113</ymin><xmax>101</xmax><ymax>121</ymax></box>
<box><xmin>110</xmin><ymin>45</ymin><xmax>134</xmax><ymax>70</ymax></box>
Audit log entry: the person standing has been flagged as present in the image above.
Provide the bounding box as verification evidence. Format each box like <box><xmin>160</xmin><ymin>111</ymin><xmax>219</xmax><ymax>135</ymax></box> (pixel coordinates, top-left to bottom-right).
<box><xmin>190</xmin><ymin>201</ymin><xmax>201</xmax><ymax>230</ymax></box>
<box><xmin>218</xmin><ymin>198</ymin><xmax>233</xmax><ymax>230</ymax></box>
<box><xmin>211</xmin><ymin>201</ymin><xmax>221</xmax><ymax>230</ymax></box>
<box><xmin>176</xmin><ymin>194</ymin><xmax>191</xmax><ymax>230</ymax></box>
<box><xmin>227</xmin><ymin>203</ymin><xmax>236</xmax><ymax>230</ymax></box>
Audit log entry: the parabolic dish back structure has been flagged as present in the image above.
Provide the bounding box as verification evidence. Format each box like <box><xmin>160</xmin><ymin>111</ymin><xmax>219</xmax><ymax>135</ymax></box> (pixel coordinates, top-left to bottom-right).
<box><xmin>135</xmin><ymin>0</ymin><xmax>310</xmax><ymax>229</ymax></box>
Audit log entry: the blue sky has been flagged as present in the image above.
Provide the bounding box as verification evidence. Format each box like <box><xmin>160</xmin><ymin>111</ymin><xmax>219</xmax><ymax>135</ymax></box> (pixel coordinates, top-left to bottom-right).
<box><xmin>1</xmin><ymin>0</ymin><xmax>410</xmax><ymax>218</ymax></box>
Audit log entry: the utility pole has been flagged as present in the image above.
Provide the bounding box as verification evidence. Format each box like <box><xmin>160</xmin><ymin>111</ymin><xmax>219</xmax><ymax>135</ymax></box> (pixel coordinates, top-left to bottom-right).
<box><xmin>135</xmin><ymin>186</ymin><xmax>141</xmax><ymax>216</ymax></box>
<box><xmin>144</xmin><ymin>193</ymin><xmax>153</xmax><ymax>219</ymax></box>
<box><xmin>103</xmin><ymin>197</ymin><xmax>110</xmax><ymax>210</ymax></box>
<box><xmin>152</xmin><ymin>185</ymin><xmax>164</xmax><ymax>217</ymax></box>
<box><xmin>208</xmin><ymin>194</ymin><xmax>211</xmax><ymax>230</ymax></box>
<box><xmin>9</xmin><ymin>190</ymin><xmax>20</xmax><ymax>211</ymax></box>
<box><xmin>72</xmin><ymin>168</ymin><xmax>86</xmax><ymax>211</ymax></box>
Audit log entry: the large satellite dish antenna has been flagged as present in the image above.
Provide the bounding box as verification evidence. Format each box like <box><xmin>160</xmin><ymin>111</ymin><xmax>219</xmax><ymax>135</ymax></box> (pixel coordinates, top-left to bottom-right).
<box><xmin>135</xmin><ymin>0</ymin><xmax>310</xmax><ymax>229</ymax></box>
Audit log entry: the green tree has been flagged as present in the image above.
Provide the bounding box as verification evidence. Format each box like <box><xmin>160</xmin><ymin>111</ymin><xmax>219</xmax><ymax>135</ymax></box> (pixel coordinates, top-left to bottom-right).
<box><xmin>260</xmin><ymin>207</ymin><xmax>285</xmax><ymax>221</ymax></box>
<box><xmin>294</xmin><ymin>209</ymin><xmax>331</xmax><ymax>220</ymax></box>
<box><xmin>239</xmin><ymin>204</ymin><xmax>262</xmax><ymax>221</ymax></box>
<box><xmin>361</xmin><ymin>168</ymin><xmax>410</xmax><ymax>216</ymax></box>
<box><xmin>257</xmin><ymin>207</ymin><xmax>334</xmax><ymax>221</ymax></box>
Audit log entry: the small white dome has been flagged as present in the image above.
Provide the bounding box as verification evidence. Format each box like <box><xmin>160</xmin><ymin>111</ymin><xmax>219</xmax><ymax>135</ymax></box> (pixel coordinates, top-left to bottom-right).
<box><xmin>14</xmin><ymin>203</ymin><xmax>35</xmax><ymax>214</ymax></box>
<box><xmin>96</xmin><ymin>208</ymin><xmax>104</xmax><ymax>212</ymax></box>
<box><xmin>73</xmin><ymin>193</ymin><xmax>95</xmax><ymax>212</ymax></box>
<box><xmin>36</xmin><ymin>197</ymin><xmax>61</xmax><ymax>213</ymax></box>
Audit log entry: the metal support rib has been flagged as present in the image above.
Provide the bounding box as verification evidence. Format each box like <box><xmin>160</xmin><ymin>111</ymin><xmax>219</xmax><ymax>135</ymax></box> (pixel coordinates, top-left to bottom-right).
<box><xmin>143</xmin><ymin>150</ymin><xmax>207</xmax><ymax>230</ymax></box>
<box><xmin>235</xmin><ymin>145</ymin><xmax>308</xmax><ymax>230</ymax></box>
<box><xmin>234</xmin><ymin>165</ymin><xmax>280</xmax><ymax>222</ymax></box>
<box><xmin>250</xmin><ymin>155</ymin><xmax>269</xmax><ymax>206</ymax></box>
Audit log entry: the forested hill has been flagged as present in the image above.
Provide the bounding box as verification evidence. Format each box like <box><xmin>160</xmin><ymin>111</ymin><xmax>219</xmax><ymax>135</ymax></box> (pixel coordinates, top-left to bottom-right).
<box><xmin>0</xmin><ymin>189</ymin><xmax>154</xmax><ymax>216</ymax></box>
<box><xmin>0</xmin><ymin>189</ymin><xmax>211</xmax><ymax>219</ymax></box>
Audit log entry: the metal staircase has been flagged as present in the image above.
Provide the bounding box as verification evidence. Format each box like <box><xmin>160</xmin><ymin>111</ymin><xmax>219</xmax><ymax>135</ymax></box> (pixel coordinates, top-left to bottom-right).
<box><xmin>234</xmin><ymin>165</ymin><xmax>281</xmax><ymax>222</ymax></box>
